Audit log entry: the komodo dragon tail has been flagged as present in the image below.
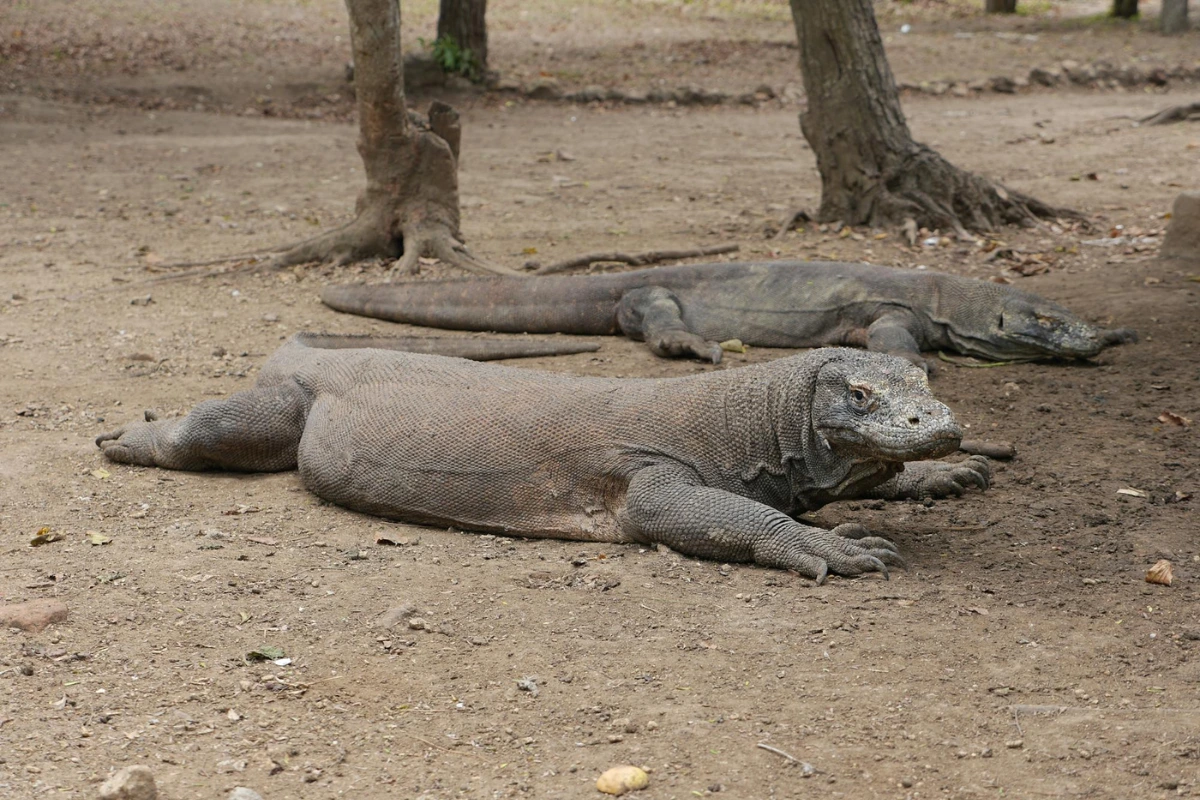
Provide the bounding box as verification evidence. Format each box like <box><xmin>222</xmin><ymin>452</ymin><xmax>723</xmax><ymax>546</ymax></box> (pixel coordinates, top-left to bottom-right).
<box><xmin>320</xmin><ymin>275</ymin><xmax>630</xmax><ymax>336</ymax></box>
<box><xmin>293</xmin><ymin>332</ymin><xmax>599</xmax><ymax>361</ymax></box>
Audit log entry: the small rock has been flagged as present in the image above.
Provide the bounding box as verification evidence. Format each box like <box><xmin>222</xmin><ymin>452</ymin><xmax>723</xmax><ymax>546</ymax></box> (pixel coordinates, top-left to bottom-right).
<box><xmin>1005</xmin><ymin>739</ymin><xmax>1024</xmax><ymax>749</ymax></box>
<box><xmin>526</xmin><ymin>79</ymin><xmax>562</xmax><ymax>101</ymax></box>
<box><xmin>1162</xmin><ymin>191</ymin><xmax>1200</xmax><ymax>260</ymax></box>
<box><xmin>596</xmin><ymin>765</ymin><xmax>649</xmax><ymax>795</ymax></box>
<box><xmin>98</xmin><ymin>765</ymin><xmax>157</xmax><ymax>800</ymax></box>
<box><xmin>0</xmin><ymin>599</ymin><xmax>68</xmax><ymax>633</ymax></box>
<box><xmin>988</xmin><ymin>76</ymin><xmax>1017</xmax><ymax>94</ymax></box>
<box><xmin>377</xmin><ymin>606</ymin><xmax>415</xmax><ymax>628</ymax></box>
<box><xmin>407</xmin><ymin>617</ymin><xmax>428</xmax><ymax>630</ymax></box>
<box><xmin>1029</xmin><ymin>67</ymin><xmax>1061</xmax><ymax>86</ymax></box>
<box><xmin>228</xmin><ymin>789</ymin><xmax>264</xmax><ymax>800</ymax></box>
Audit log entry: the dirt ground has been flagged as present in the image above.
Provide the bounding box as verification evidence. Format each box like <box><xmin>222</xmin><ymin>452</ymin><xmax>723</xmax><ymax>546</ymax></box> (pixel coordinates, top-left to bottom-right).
<box><xmin>2</xmin><ymin>1</ymin><xmax>1200</xmax><ymax>798</ymax></box>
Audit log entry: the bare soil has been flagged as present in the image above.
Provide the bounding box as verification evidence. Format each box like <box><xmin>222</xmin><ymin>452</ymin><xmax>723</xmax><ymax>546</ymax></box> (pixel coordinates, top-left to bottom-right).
<box><xmin>2</xmin><ymin>2</ymin><xmax>1199</xmax><ymax>798</ymax></box>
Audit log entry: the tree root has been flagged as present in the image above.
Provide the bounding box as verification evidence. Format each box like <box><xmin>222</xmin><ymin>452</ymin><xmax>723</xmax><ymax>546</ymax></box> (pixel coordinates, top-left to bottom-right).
<box><xmin>861</xmin><ymin>145</ymin><xmax>1082</xmax><ymax>236</ymax></box>
<box><xmin>390</xmin><ymin>226</ymin><xmax>522</xmax><ymax>278</ymax></box>
<box><xmin>269</xmin><ymin>216</ymin><xmax>521</xmax><ymax>277</ymax></box>
<box><xmin>533</xmin><ymin>243</ymin><xmax>739</xmax><ymax>275</ymax></box>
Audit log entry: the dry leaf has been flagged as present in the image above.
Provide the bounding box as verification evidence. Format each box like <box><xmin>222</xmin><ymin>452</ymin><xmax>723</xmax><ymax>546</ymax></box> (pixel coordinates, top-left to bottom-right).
<box><xmin>246</xmin><ymin>536</ymin><xmax>279</xmax><ymax>547</ymax></box>
<box><xmin>90</xmin><ymin>468</ymin><xmax>110</xmax><ymax>480</ymax></box>
<box><xmin>31</xmin><ymin>528</ymin><xmax>64</xmax><ymax>547</ymax></box>
<box><xmin>1117</xmin><ymin>488</ymin><xmax>1148</xmax><ymax>498</ymax></box>
<box><xmin>1146</xmin><ymin>559</ymin><xmax>1173</xmax><ymax>587</ymax></box>
<box><xmin>85</xmin><ymin>531</ymin><xmax>112</xmax><ymax>546</ymax></box>
<box><xmin>1158</xmin><ymin>410</ymin><xmax>1192</xmax><ymax>427</ymax></box>
<box><xmin>718</xmin><ymin>339</ymin><xmax>746</xmax><ymax>353</ymax></box>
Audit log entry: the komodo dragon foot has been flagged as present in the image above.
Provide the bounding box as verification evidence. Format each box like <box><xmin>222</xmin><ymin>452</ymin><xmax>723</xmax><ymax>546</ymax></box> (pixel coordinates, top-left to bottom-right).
<box><xmin>780</xmin><ymin>523</ymin><xmax>908</xmax><ymax>585</ymax></box>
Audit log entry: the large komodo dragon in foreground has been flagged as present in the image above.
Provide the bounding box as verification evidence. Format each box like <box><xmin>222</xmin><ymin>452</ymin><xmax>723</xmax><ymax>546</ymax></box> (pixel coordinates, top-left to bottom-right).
<box><xmin>97</xmin><ymin>333</ymin><xmax>991</xmax><ymax>583</ymax></box>
<box><xmin>321</xmin><ymin>260</ymin><xmax>1136</xmax><ymax>367</ymax></box>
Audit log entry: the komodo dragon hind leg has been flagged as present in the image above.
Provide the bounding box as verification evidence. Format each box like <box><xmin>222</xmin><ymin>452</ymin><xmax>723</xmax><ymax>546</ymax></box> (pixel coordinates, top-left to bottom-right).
<box><xmin>621</xmin><ymin>466</ymin><xmax>904</xmax><ymax>584</ymax></box>
<box><xmin>615</xmin><ymin>286</ymin><xmax>724</xmax><ymax>363</ymax></box>
<box><xmin>865</xmin><ymin>313</ymin><xmax>928</xmax><ymax>372</ymax></box>
<box><xmin>96</xmin><ymin>383</ymin><xmax>309</xmax><ymax>472</ymax></box>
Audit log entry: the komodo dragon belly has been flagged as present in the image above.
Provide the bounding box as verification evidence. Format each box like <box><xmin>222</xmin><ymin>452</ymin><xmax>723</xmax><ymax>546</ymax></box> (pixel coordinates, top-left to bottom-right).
<box><xmin>294</xmin><ymin>387</ymin><xmax>631</xmax><ymax>542</ymax></box>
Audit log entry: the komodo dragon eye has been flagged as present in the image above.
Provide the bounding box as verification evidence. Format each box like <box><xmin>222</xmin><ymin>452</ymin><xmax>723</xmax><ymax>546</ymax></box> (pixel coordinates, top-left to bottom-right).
<box><xmin>848</xmin><ymin>387</ymin><xmax>871</xmax><ymax>409</ymax></box>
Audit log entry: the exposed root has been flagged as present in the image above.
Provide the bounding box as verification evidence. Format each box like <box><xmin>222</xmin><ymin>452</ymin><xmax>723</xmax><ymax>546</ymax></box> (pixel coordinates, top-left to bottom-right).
<box><xmin>533</xmin><ymin>243</ymin><xmax>740</xmax><ymax>275</ymax></box>
<box><xmin>270</xmin><ymin>214</ymin><xmax>399</xmax><ymax>270</ymax></box>
<box><xmin>862</xmin><ymin>145</ymin><xmax>1083</xmax><ymax>235</ymax></box>
<box><xmin>387</xmin><ymin>226</ymin><xmax>522</xmax><ymax>278</ymax></box>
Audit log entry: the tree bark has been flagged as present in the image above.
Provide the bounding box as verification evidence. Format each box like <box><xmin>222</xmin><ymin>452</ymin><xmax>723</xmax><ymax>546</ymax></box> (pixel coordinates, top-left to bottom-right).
<box><xmin>274</xmin><ymin>0</ymin><xmax>514</xmax><ymax>275</ymax></box>
<box><xmin>437</xmin><ymin>0</ymin><xmax>488</xmax><ymax>74</ymax></box>
<box><xmin>1161</xmin><ymin>0</ymin><xmax>1188</xmax><ymax>32</ymax></box>
<box><xmin>985</xmin><ymin>0</ymin><xmax>1018</xmax><ymax>13</ymax></box>
<box><xmin>1112</xmin><ymin>0</ymin><xmax>1138</xmax><ymax>18</ymax></box>
<box><xmin>789</xmin><ymin>0</ymin><xmax>1074</xmax><ymax>234</ymax></box>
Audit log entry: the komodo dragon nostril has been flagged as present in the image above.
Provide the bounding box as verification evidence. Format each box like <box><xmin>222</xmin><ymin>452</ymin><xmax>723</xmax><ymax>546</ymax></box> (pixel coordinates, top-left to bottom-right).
<box><xmin>908</xmin><ymin>416</ymin><xmax>920</xmax><ymax>426</ymax></box>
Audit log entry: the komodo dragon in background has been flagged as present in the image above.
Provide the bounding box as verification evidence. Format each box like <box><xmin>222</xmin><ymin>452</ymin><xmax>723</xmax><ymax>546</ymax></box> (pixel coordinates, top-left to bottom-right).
<box><xmin>321</xmin><ymin>260</ymin><xmax>1136</xmax><ymax>368</ymax></box>
<box><xmin>97</xmin><ymin>333</ymin><xmax>991</xmax><ymax>583</ymax></box>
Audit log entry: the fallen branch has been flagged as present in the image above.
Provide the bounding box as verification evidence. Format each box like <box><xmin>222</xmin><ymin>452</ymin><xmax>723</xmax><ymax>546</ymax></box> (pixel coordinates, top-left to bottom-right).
<box><xmin>64</xmin><ymin>257</ymin><xmax>274</xmax><ymax>301</ymax></box>
<box><xmin>959</xmin><ymin>440</ymin><xmax>1015</xmax><ymax>460</ymax></box>
<box><xmin>1139</xmin><ymin>102</ymin><xmax>1200</xmax><ymax>126</ymax></box>
<box><xmin>756</xmin><ymin>743</ymin><xmax>816</xmax><ymax>776</ymax></box>
<box><xmin>533</xmin><ymin>243</ymin><xmax>739</xmax><ymax>276</ymax></box>
<box><xmin>112</xmin><ymin>251</ymin><xmax>277</xmax><ymax>272</ymax></box>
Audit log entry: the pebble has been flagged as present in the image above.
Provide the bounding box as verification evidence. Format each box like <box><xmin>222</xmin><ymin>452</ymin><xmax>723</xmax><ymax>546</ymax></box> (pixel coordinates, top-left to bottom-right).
<box><xmin>229</xmin><ymin>789</ymin><xmax>264</xmax><ymax>800</ymax></box>
<box><xmin>98</xmin><ymin>765</ymin><xmax>157</xmax><ymax>800</ymax></box>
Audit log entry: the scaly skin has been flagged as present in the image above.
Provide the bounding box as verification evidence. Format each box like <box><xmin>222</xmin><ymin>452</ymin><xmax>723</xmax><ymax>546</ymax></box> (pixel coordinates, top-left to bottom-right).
<box><xmin>97</xmin><ymin>336</ymin><xmax>991</xmax><ymax>583</ymax></box>
<box><xmin>320</xmin><ymin>260</ymin><xmax>1137</xmax><ymax>369</ymax></box>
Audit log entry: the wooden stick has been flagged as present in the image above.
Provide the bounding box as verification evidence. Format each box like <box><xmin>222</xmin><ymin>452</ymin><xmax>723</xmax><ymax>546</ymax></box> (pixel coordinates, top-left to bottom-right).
<box><xmin>534</xmin><ymin>243</ymin><xmax>739</xmax><ymax>275</ymax></box>
<box><xmin>959</xmin><ymin>440</ymin><xmax>1016</xmax><ymax>460</ymax></box>
<box><xmin>113</xmin><ymin>251</ymin><xmax>277</xmax><ymax>272</ymax></box>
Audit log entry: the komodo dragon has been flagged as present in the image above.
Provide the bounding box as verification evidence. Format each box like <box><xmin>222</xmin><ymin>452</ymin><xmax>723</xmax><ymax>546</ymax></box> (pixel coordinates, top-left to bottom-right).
<box><xmin>321</xmin><ymin>260</ymin><xmax>1136</xmax><ymax>367</ymax></box>
<box><xmin>96</xmin><ymin>333</ymin><xmax>991</xmax><ymax>583</ymax></box>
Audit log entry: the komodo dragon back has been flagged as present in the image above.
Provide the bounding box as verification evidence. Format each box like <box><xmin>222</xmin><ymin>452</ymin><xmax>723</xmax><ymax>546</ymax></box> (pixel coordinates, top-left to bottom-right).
<box><xmin>320</xmin><ymin>261</ymin><xmax>1136</xmax><ymax>366</ymax></box>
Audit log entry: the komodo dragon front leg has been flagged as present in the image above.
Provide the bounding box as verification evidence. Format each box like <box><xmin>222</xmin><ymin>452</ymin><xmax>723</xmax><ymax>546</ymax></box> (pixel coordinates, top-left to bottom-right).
<box><xmin>95</xmin><ymin>383</ymin><xmax>309</xmax><ymax>472</ymax></box>
<box><xmin>615</xmin><ymin>286</ymin><xmax>724</xmax><ymax>364</ymax></box>
<box><xmin>620</xmin><ymin>465</ymin><xmax>905</xmax><ymax>584</ymax></box>
<box><xmin>860</xmin><ymin>455</ymin><xmax>991</xmax><ymax>501</ymax></box>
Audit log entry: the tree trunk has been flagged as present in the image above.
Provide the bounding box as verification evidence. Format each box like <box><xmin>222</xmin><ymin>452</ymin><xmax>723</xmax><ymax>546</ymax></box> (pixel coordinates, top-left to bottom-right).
<box><xmin>1161</xmin><ymin>0</ymin><xmax>1188</xmax><ymax>32</ymax></box>
<box><xmin>437</xmin><ymin>0</ymin><xmax>488</xmax><ymax>74</ymax></box>
<box><xmin>1112</xmin><ymin>0</ymin><xmax>1138</xmax><ymax>18</ymax></box>
<box><xmin>789</xmin><ymin>0</ymin><xmax>1073</xmax><ymax>234</ymax></box>
<box><xmin>985</xmin><ymin>0</ymin><xmax>1018</xmax><ymax>13</ymax></box>
<box><xmin>274</xmin><ymin>0</ymin><xmax>514</xmax><ymax>275</ymax></box>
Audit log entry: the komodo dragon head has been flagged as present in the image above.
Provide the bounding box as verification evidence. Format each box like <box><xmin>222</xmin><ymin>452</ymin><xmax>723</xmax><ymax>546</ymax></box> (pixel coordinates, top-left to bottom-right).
<box><xmin>942</xmin><ymin>282</ymin><xmax>1137</xmax><ymax>362</ymax></box>
<box><xmin>809</xmin><ymin>351</ymin><xmax>962</xmax><ymax>463</ymax></box>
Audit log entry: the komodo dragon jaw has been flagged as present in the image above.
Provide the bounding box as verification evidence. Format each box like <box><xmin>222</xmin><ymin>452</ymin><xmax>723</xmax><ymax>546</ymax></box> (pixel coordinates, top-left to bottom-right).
<box><xmin>810</xmin><ymin>357</ymin><xmax>961</xmax><ymax>462</ymax></box>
